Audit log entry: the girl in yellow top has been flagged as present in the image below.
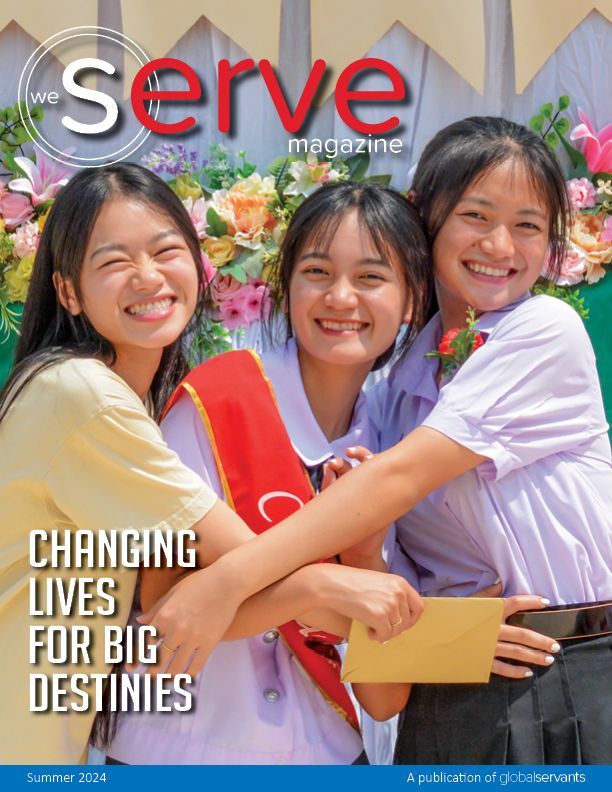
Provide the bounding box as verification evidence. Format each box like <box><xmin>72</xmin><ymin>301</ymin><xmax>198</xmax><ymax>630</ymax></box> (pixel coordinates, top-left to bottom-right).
<box><xmin>0</xmin><ymin>164</ymin><xmax>421</xmax><ymax>764</ymax></box>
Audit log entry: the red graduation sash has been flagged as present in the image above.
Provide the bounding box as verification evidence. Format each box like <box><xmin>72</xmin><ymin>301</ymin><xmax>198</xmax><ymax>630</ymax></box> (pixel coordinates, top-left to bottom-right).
<box><xmin>163</xmin><ymin>349</ymin><xmax>360</xmax><ymax>732</ymax></box>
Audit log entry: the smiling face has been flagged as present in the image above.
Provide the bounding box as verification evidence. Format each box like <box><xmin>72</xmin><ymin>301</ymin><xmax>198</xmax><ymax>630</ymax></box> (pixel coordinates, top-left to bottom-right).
<box><xmin>60</xmin><ymin>198</ymin><xmax>199</xmax><ymax>362</ymax></box>
<box><xmin>432</xmin><ymin>159</ymin><xmax>550</xmax><ymax>330</ymax></box>
<box><xmin>288</xmin><ymin>209</ymin><xmax>411</xmax><ymax>375</ymax></box>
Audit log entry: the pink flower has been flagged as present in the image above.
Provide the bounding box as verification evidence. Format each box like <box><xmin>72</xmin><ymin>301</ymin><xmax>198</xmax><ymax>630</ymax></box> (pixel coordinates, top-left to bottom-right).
<box><xmin>183</xmin><ymin>196</ymin><xmax>209</xmax><ymax>240</ymax></box>
<box><xmin>0</xmin><ymin>183</ymin><xmax>34</xmax><ymax>228</ymax></box>
<box><xmin>211</xmin><ymin>274</ymin><xmax>243</xmax><ymax>304</ymax></box>
<box><xmin>555</xmin><ymin>246</ymin><xmax>587</xmax><ymax>286</ymax></box>
<box><xmin>200</xmin><ymin>251</ymin><xmax>216</xmax><ymax>287</ymax></box>
<box><xmin>602</xmin><ymin>216</ymin><xmax>612</xmax><ymax>243</ymax></box>
<box><xmin>566</xmin><ymin>178</ymin><xmax>597</xmax><ymax>211</ymax></box>
<box><xmin>10</xmin><ymin>220</ymin><xmax>40</xmax><ymax>258</ymax></box>
<box><xmin>217</xmin><ymin>297</ymin><xmax>249</xmax><ymax>330</ymax></box>
<box><xmin>570</xmin><ymin>110</ymin><xmax>612</xmax><ymax>174</ymax></box>
<box><xmin>9</xmin><ymin>150</ymin><xmax>71</xmax><ymax>206</ymax></box>
<box><xmin>233</xmin><ymin>282</ymin><xmax>272</xmax><ymax>324</ymax></box>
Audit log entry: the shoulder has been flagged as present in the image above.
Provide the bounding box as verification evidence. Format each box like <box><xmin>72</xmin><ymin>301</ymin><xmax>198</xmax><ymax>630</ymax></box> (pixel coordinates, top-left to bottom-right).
<box><xmin>37</xmin><ymin>357</ymin><xmax>145</xmax><ymax>425</ymax></box>
<box><xmin>490</xmin><ymin>295</ymin><xmax>587</xmax><ymax>344</ymax></box>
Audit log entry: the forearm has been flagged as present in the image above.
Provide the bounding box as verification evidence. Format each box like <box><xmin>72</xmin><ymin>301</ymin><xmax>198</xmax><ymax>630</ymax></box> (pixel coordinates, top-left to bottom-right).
<box><xmin>352</xmin><ymin>682</ymin><xmax>412</xmax><ymax>722</ymax></box>
<box><xmin>213</xmin><ymin>428</ymin><xmax>481</xmax><ymax>601</ymax></box>
<box><xmin>222</xmin><ymin>564</ymin><xmax>350</xmax><ymax>640</ymax></box>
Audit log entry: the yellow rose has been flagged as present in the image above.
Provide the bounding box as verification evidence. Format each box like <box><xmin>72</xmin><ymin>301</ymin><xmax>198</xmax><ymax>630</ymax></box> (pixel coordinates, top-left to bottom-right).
<box><xmin>203</xmin><ymin>235</ymin><xmax>236</xmax><ymax>268</ymax></box>
<box><xmin>173</xmin><ymin>174</ymin><xmax>203</xmax><ymax>202</ymax></box>
<box><xmin>17</xmin><ymin>253</ymin><xmax>35</xmax><ymax>280</ymax></box>
<box><xmin>4</xmin><ymin>268</ymin><xmax>29</xmax><ymax>302</ymax></box>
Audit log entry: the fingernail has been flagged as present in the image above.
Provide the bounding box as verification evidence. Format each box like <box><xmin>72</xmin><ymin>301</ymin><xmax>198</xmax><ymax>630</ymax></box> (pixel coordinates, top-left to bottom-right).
<box><xmin>545</xmin><ymin>655</ymin><xmax>555</xmax><ymax>664</ymax></box>
<box><xmin>347</xmin><ymin>447</ymin><xmax>356</xmax><ymax>453</ymax></box>
<box><xmin>550</xmin><ymin>642</ymin><xmax>561</xmax><ymax>653</ymax></box>
<box><xmin>540</xmin><ymin>598</ymin><xmax>551</xmax><ymax>606</ymax></box>
<box><xmin>524</xmin><ymin>670</ymin><xmax>533</xmax><ymax>678</ymax></box>
<box><xmin>493</xmin><ymin>577</ymin><xmax>501</xmax><ymax>585</ymax></box>
<box><xmin>365</xmin><ymin>455</ymin><xmax>374</xmax><ymax>460</ymax></box>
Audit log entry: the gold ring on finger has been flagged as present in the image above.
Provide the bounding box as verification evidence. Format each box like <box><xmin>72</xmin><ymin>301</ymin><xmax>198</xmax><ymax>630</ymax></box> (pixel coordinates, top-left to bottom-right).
<box><xmin>161</xmin><ymin>641</ymin><xmax>178</xmax><ymax>653</ymax></box>
<box><xmin>390</xmin><ymin>617</ymin><xmax>403</xmax><ymax>628</ymax></box>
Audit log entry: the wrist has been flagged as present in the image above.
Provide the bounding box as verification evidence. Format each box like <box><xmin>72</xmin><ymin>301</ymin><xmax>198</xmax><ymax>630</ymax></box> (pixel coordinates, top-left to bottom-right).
<box><xmin>339</xmin><ymin>550</ymin><xmax>386</xmax><ymax>572</ymax></box>
<box><xmin>208</xmin><ymin>553</ymin><xmax>251</xmax><ymax>602</ymax></box>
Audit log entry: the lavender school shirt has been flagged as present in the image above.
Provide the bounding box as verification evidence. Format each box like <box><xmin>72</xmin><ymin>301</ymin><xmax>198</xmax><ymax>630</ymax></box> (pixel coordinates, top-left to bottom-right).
<box><xmin>370</xmin><ymin>295</ymin><xmax>612</xmax><ymax>605</ymax></box>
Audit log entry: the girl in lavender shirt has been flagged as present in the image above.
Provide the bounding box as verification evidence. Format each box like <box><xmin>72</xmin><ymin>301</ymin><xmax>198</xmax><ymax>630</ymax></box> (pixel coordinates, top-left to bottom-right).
<box><xmin>365</xmin><ymin>117</ymin><xmax>611</xmax><ymax>764</ymax></box>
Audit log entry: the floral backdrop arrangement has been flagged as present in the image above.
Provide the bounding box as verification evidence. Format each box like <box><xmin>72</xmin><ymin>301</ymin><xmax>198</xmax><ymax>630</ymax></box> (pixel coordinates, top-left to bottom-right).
<box><xmin>141</xmin><ymin>143</ymin><xmax>386</xmax><ymax>360</ymax></box>
<box><xmin>1</xmin><ymin>97</ymin><xmax>610</xmax><ymax>379</ymax></box>
<box><xmin>530</xmin><ymin>96</ymin><xmax>612</xmax><ymax>317</ymax></box>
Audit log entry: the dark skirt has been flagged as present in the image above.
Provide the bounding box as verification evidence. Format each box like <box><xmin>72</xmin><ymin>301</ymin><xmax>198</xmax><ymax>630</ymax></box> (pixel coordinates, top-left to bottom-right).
<box><xmin>394</xmin><ymin>634</ymin><xmax>612</xmax><ymax>765</ymax></box>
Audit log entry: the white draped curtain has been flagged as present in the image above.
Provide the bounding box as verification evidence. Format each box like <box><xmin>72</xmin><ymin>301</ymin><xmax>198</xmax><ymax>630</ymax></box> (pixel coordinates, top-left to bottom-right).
<box><xmin>0</xmin><ymin>1</ymin><xmax>609</xmax><ymax>187</ymax></box>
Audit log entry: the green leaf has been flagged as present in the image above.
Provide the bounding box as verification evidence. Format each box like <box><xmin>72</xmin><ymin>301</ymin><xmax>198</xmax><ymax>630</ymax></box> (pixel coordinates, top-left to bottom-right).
<box><xmin>218</xmin><ymin>263</ymin><xmax>248</xmax><ymax>283</ymax></box>
<box><xmin>29</xmin><ymin>105</ymin><xmax>44</xmax><ymax>122</ymax></box>
<box><xmin>205</xmin><ymin>207</ymin><xmax>228</xmax><ymax>237</ymax></box>
<box><xmin>362</xmin><ymin>173</ymin><xmax>392</xmax><ymax>186</ymax></box>
<box><xmin>234</xmin><ymin>246</ymin><xmax>264</xmax><ymax>278</ymax></box>
<box><xmin>540</xmin><ymin>103</ymin><xmax>553</xmax><ymax>119</ymax></box>
<box><xmin>545</xmin><ymin>130</ymin><xmax>559</xmax><ymax>148</ymax></box>
<box><xmin>558</xmin><ymin>95</ymin><xmax>570</xmax><ymax>111</ymax></box>
<box><xmin>529</xmin><ymin>114</ymin><xmax>544</xmax><ymax>133</ymax></box>
<box><xmin>553</xmin><ymin>117</ymin><xmax>569</xmax><ymax>136</ymax></box>
<box><xmin>4</xmin><ymin>150</ymin><xmax>18</xmax><ymax>174</ymax></box>
<box><xmin>266</xmin><ymin>155</ymin><xmax>298</xmax><ymax>196</ymax></box>
<box><xmin>344</xmin><ymin>152</ymin><xmax>370</xmax><ymax>181</ymax></box>
<box><xmin>0</xmin><ymin>108</ymin><xmax>6</xmax><ymax>124</ymax></box>
<box><xmin>558</xmin><ymin>134</ymin><xmax>588</xmax><ymax>172</ymax></box>
<box><xmin>5</xmin><ymin>106</ymin><xmax>16</xmax><ymax>122</ymax></box>
<box><xmin>12</xmin><ymin>124</ymin><xmax>30</xmax><ymax>145</ymax></box>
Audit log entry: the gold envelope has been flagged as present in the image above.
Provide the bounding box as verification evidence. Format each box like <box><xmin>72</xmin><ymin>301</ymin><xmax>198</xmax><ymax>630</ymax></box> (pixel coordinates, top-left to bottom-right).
<box><xmin>342</xmin><ymin>598</ymin><xmax>504</xmax><ymax>684</ymax></box>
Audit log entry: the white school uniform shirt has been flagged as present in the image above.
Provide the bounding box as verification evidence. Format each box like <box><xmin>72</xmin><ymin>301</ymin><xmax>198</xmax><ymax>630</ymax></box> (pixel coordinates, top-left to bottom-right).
<box><xmin>370</xmin><ymin>294</ymin><xmax>612</xmax><ymax>605</ymax></box>
<box><xmin>108</xmin><ymin>338</ymin><xmax>395</xmax><ymax>765</ymax></box>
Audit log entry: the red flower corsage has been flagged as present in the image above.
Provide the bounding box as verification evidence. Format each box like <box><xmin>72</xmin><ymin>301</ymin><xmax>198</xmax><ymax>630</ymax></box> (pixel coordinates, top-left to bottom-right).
<box><xmin>426</xmin><ymin>307</ymin><xmax>484</xmax><ymax>384</ymax></box>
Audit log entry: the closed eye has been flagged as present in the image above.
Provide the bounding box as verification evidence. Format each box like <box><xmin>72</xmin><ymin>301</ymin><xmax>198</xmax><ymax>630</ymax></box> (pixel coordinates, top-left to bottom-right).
<box><xmin>461</xmin><ymin>211</ymin><xmax>487</xmax><ymax>221</ymax></box>
<box><xmin>302</xmin><ymin>266</ymin><xmax>328</xmax><ymax>276</ymax></box>
<box><xmin>361</xmin><ymin>272</ymin><xmax>386</xmax><ymax>281</ymax></box>
<box><xmin>517</xmin><ymin>222</ymin><xmax>542</xmax><ymax>231</ymax></box>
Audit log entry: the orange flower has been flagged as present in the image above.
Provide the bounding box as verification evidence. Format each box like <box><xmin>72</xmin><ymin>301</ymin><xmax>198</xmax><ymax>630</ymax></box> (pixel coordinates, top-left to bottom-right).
<box><xmin>214</xmin><ymin>191</ymin><xmax>276</xmax><ymax>249</ymax></box>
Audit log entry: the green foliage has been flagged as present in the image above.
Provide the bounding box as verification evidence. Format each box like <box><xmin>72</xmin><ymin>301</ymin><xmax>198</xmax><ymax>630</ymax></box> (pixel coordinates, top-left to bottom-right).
<box><xmin>205</xmin><ymin>207</ymin><xmax>229</xmax><ymax>238</ymax></box>
<box><xmin>529</xmin><ymin>95</ymin><xmax>591</xmax><ymax>179</ymax></box>
<box><xmin>344</xmin><ymin>152</ymin><xmax>370</xmax><ymax>181</ymax></box>
<box><xmin>532</xmin><ymin>281</ymin><xmax>590</xmax><ymax>320</ymax></box>
<box><xmin>218</xmin><ymin>262</ymin><xmax>248</xmax><ymax>283</ymax></box>
<box><xmin>187</xmin><ymin>313</ymin><xmax>233</xmax><ymax>366</ymax></box>
<box><xmin>0</xmin><ymin>101</ymin><xmax>43</xmax><ymax>173</ymax></box>
<box><xmin>0</xmin><ymin>300</ymin><xmax>21</xmax><ymax>344</ymax></box>
<box><xmin>266</xmin><ymin>155</ymin><xmax>298</xmax><ymax>199</ymax></box>
<box><xmin>203</xmin><ymin>144</ymin><xmax>256</xmax><ymax>190</ymax></box>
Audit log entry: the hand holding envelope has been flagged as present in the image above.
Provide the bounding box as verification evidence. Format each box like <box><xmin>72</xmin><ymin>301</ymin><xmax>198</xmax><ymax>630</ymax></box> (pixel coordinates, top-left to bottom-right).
<box><xmin>342</xmin><ymin>597</ymin><xmax>504</xmax><ymax>684</ymax></box>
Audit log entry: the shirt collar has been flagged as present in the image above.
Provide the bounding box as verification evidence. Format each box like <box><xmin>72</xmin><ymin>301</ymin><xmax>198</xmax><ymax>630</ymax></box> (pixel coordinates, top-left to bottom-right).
<box><xmin>260</xmin><ymin>338</ymin><xmax>373</xmax><ymax>467</ymax></box>
<box><xmin>472</xmin><ymin>292</ymin><xmax>531</xmax><ymax>335</ymax></box>
<box><xmin>388</xmin><ymin>293</ymin><xmax>532</xmax><ymax>400</ymax></box>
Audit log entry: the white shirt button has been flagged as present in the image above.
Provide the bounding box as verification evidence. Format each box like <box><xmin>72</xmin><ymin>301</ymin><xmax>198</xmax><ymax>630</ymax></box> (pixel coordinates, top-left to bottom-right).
<box><xmin>263</xmin><ymin>688</ymin><xmax>280</xmax><ymax>703</ymax></box>
<box><xmin>263</xmin><ymin>630</ymin><xmax>279</xmax><ymax>643</ymax></box>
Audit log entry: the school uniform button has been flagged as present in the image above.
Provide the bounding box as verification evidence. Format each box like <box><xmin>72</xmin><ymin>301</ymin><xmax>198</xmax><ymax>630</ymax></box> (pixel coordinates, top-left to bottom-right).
<box><xmin>263</xmin><ymin>688</ymin><xmax>280</xmax><ymax>703</ymax></box>
<box><xmin>263</xmin><ymin>630</ymin><xmax>279</xmax><ymax>643</ymax></box>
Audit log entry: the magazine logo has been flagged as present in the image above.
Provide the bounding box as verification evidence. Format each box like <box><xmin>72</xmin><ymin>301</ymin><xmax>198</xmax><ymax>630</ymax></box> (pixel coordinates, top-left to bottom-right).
<box><xmin>19</xmin><ymin>25</ymin><xmax>406</xmax><ymax>169</ymax></box>
<box><xmin>18</xmin><ymin>26</ymin><xmax>160</xmax><ymax>168</ymax></box>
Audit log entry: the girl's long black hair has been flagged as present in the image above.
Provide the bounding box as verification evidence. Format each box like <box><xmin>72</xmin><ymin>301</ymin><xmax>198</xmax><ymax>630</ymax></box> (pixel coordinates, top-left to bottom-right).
<box><xmin>0</xmin><ymin>162</ymin><xmax>206</xmax><ymax>424</ymax></box>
